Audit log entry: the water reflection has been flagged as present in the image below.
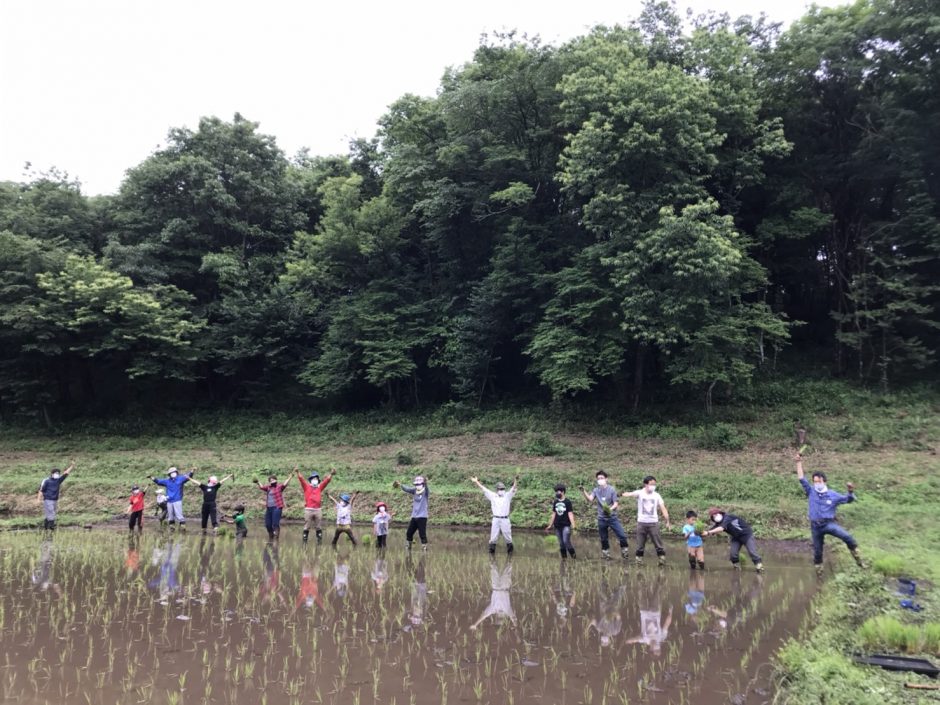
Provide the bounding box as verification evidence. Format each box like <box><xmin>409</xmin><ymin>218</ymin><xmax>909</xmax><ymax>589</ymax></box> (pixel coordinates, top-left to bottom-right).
<box><xmin>296</xmin><ymin>555</ymin><xmax>324</xmax><ymax>610</ymax></box>
<box><xmin>588</xmin><ymin>578</ymin><xmax>625</xmax><ymax>647</ymax></box>
<box><xmin>470</xmin><ymin>557</ymin><xmax>516</xmax><ymax>630</ymax></box>
<box><xmin>30</xmin><ymin>538</ymin><xmax>60</xmax><ymax>595</ymax></box>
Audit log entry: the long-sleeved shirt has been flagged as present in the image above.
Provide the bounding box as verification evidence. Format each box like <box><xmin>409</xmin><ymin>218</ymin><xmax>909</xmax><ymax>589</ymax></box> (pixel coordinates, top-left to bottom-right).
<box><xmin>482</xmin><ymin>486</ymin><xmax>516</xmax><ymax>517</ymax></box>
<box><xmin>260</xmin><ymin>481</ymin><xmax>288</xmax><ymax>509</ymax></box>
<box><xmin>298</xmin><ymin>473</ymin><xmax>331</xmax><ymax>509</ymax></box>
<box><xmin>39</xmin><ymin>475</ymin><xmax>67</xmax><ymax>501</ymax></box>
<box><xmin>129</xmin><ymin>492</ymin><xmax>146</xmax><ymax>513</ymax></box>
<box><xmin>799</xmin><ymin>478</ymin><xmax>855</xmax><ymax>522</ymax></box>
<box><xmin>711</xmin><ymin>513</ymin><xmax>752</xmax><ymax>539</ymax></box>
<box><xmin>401</xmin><ymin>485</ymin><xmax>430</xmax><ymax>518</ymax></box>
<box><xmin>152</xmin><ymin>474</ymin><xmax>192</xmax><ymax>502</ymax></box>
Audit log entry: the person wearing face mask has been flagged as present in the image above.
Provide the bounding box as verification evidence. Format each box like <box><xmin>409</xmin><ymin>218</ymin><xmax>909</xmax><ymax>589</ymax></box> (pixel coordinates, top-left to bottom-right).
<box><xmin>256</xmin><ymin>472</ymin><xmax>292</xmax><ymax>540</ymax></box>
<box><xmin>703</xmin><ymin>508</ymin><xmax>764</xmax><ymax>572</ymax></box>
<box><xmin>470</xmin><ymin>475</ymin><xmax>519</xmax><ymax>554</ymax></box>
<box><xmin>581</xmin><ymin>470</ymin><xmax>630</xmax><ymax>560</ymax></box>
<box><xmin>149</xmin><ymin>466</ymin><xmax>195</xmax><ymax>532</ymax></box>
<box><xmin>328</xmin><ymin>491</ymin><xmax>359</xmax><ymax>546</ymax></box>
<box><xmin>372</xmin><ymin>502</ymin><xmax>392</xmax><ymax>549</ymax></box>
<box><xmin>126</xmin><ymin>485</ymin><xmax>146</xmax><ymax>533</ymax></box>
<box><xmin>197</xmin><ymin>473</ymin><xmax>232</xmax><ymax>535</ymax></box>
<box><xmin>297</xmin><ymin>467</ymin><xmax>334</xmax><ymax>544</ymax></box>
<box><xmin>393</xmin><ymin>475</ymin><xmax>430</xmax><ymax>551</ymax></box>
<box><xmin>622</xmin><ymin>475</ymin><xmax>671</xmax><ymax>565</ymax></box>
<box><xmin>37</xmin><ymin>462</ymin><xmax>74</xmax><ymax>531</ymax></box>
<box><xmin>795</xmin><ymin>452</ymin><xmax>864</xmax><ymax>574</ymax></box>
<box><xmin>545</xmin><ymin>483</ymin><xmax>577</xmax><ymax>559</ymax></box>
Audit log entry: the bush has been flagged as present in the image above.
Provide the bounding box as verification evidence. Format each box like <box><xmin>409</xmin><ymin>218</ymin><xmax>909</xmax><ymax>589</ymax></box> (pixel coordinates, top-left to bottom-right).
<box><xmin>871</xmin><ymin>555</ymin><xmax>907</xmax><ymax>577</ymax></box>
<box><xmin>396</xmin><ymin>448</ymin><xmax>418</xmax><ymax>466</ymax></box>
<box><xmin>522</xmin><ymin>432</ymin><xmax>562</xmax><ymax>457</ymax></box>
<box><xmin>696</xmin><ymin>422</ymin><xmax>745</xmax><ymax>451</ymax></box>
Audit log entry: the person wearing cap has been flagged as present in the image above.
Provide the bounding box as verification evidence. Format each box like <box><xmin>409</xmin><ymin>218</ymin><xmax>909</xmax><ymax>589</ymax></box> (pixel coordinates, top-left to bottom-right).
<box><xmin>546</xmin><ymin>483</ymin><xmax>577</xmax><ymax>559</ymax></box>
<box><xmin>393</xmin><ymin>475</ymin><xmax>430</xmax><ymax>551</ymax></box>
<box><xmin>581</xmin><ymin>470</ymin><xmax>630</xmax><ymax>560</ymax></box>
<box><xmin>372</xmin><ymin>502</ymin><xmax>392</xmax><ymax>549</ymax></box>
<box><xmin>149</xmin><ymin>467</ymin><xmax>195</xmax><ymax>531</ymax></box>
<box><xmin>126</xmin><ymin>486</ymin><xmax>146</xmax><ymax>533</ymax></box>
<box><xmin>470</xmin><ymin>475</ymin><xmax>519</xmax><ymax>554</ymax></box>
<box><xmin>702</xmin><ymin>507</ymin><xmax>764</xmax><ymax>572</ymax></box>
<box><xmin>37</xmin><ymin>462</ymin><xmax>75</xmax><ymax>531</ymax></box>
<box><xmin>794</xmin><ymin>451</ymin><xmax>864</xmax><ymax>574</ymax></box>
<box><xmin>154</xmin><ymin>488</ymin><xmax>168</xmax><ymax>525</ymax></box>
<box><xmin>328</xmin><ymin>491</ymin><xmax>359</xmax><ymax>546</ymax></box>
<box><xmin>297</xmin><ymin>467</ymin><xmax>334</xmax><ymax>544</ymax></box>
<box><xmin>197</xmin><ymin>473</ymin><xmax>233</xmax><ymax>535</ymax></box>
<box><xmin>256</xmin><ymin>472</ymin><xmax>292</xmax><ymax>540</ymax></box>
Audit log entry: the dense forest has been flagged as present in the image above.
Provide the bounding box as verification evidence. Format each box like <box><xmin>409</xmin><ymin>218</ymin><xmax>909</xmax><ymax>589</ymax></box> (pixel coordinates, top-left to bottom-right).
<box><xmin>1</xmin><ymin>0</ymin><xmax>937</xmax><ymax>422</ymax></box>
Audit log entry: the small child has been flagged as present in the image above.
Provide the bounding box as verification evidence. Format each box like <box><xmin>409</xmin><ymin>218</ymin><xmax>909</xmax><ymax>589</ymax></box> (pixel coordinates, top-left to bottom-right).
<box><xmin>372</xmin><ymin>502</ymin><xmax>391</xmax><ymax>549</ymax></box>
<box><xmin>682</xmin><ymin>511</ymin><xmax>705</xmax><ymax>570</ymax></box>
<box><xmin>154</xmin><ymin>488</ymin><xmax>168</xmax><ymax>525</ymax></box>
<box><xmin>127</xmin><ymin>486</ymin><xmax>146</xmax><ymax>533</ymax></box>
<box><xmin>222</xmin><ymin>504</ymin><xmax>248</xmax><ymax>538</ymax></box>
<box><xmin>329</xmin><ymin>492</ymin><xmax>359</xmax><ymax>546</ymax></box>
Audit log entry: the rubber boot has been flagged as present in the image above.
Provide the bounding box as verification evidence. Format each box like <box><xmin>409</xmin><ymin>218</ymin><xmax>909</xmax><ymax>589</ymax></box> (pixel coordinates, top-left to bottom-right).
<box><xmin>602</xmin><ymin>549</ymin><xmax>611</xmax><ymax>560</ymax></box>
<box><xmin>850</xmin><ymin>548</ymin><xmax>865</xmax><ymax>569</ymax></box>
<box><xmin>621</xmin><ymin>546</ymin><xmax>630</xmax><ymax>560</ymax></box>
<box><xmin>815</xmin><ymin>563</ymin><xmax>824</xmax><ymax>578</ymax></box>
<box><xmin>179</xmin><ymin>524</ymin><xmax>186</xmax><ymax>533</ymax></box>
<box><xmin>421</xmin><ymin>543</ymin><xmax>428</xmax><ymax>552</ymax></box>
<box><xmin>268</xmin><ymin>530</ymin><xmax>275</xmax><ymax>541</ymax></box>
<box><xmin>732</xmin><ymin>562</ymin><xmax>742</xmax><ymax>571</ymax></box>
<box><xmin>506</xmin><ymin>543</ymin><xmax>514</xmax><ymax>555</ymax></box>
<box><xmin>697</xmin><ymin>560</ymin><xmax>705</xmax><ymax>570</ymax></box>
<box><xmin>49</xmin><ymin>521</ymin><xmax>56</xmax><ymax>532</ymax></box>
<box><xmin>689</xmin><ymin>555</ymin><xmax>697</xmax><ymax>570</ymax></box>
<box><xmin>560</xmin><ymin>549</ymin><xmax>568</xmax><ymax>559</ymax></box>
<box><xmin>658</xmin><ymin>554</ymin><xmax>667</xmax><ymax>567</ymax></box>
<box><xmin>488</xmin><ymin>543</ymin><xmax>496</xmax><ymax>555</ymax></box>
<box><xmin>568</xmin><ymin>549</ymin><xmax>576</xmax><ymax>559</ymax></box>
<box><xmin>303</xmin><ymin>529</ymin><xmax>309</xmax><ymax>544</ymax></box>
<box><xmin>406</xmin><ymin>541</ymin><xmax>413</xmax><ymax>551</ymax></box>
<box><xmin>755</xmin><ymin>562</ymin><xmax>765</xmax><ymax>573</ymax></box>
<box><xmin>316</xmin><ymin>529</ymin><xmax>323</xmax><ymax>545</ymax></box>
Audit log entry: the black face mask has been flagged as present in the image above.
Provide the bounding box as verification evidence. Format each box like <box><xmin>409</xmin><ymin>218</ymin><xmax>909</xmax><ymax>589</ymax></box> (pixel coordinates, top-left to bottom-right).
<box><xmin>555</xmin><ymin>492</ymin><xmax>563</xmax><ymax>500</ymax></box>
<box><xmin>269</xmin><ymin>481</ymin><xmax>277</xmax><ymax>487</ymax></box>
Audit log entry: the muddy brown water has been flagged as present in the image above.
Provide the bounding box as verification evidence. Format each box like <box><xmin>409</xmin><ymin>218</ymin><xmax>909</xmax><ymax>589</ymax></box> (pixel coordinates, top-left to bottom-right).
<box><xmin>0</xmin><ymin>528</ymin><xmax>815</xmax><ymax>705</ymax></box>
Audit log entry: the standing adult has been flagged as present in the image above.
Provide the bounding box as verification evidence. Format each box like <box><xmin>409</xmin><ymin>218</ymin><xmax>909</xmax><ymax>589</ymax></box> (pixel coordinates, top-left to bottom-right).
<box><xmin>149</xmin><ymin>467</ymin><xmax>195</xmax><ymax>531</ymax></box>
<box><xmin>581</xmin><ymin>470</ymin><xmax>630</xmax><ymax>560</ymax></box>
<box><xmin>197</xmin><ymin>474</ymin><xmax>232</xmax><ymax>535</ymax></box>
<box><xmin>470</xmin><ymin>475</ymin><xmax>518</xmax><ymax>554</ymax></box>
<box><xmin>257</xmin><ymin>472</ymin><xmax>292</xmax><ymax>540</ymax></box>
<box><xmin>622</xmin><ymin>475</ymin><xmax>671</xmax><ymax>566</ymax></box>
<box><xmin>795</xmin><ymin>452</ymin><xmax>864</xmax><ymax>574</ymax></box>
<box><xmin>297</xmin><ymin>467</ymin><xmax>334</xmax><ymax>544</ymax></box>
<box><xmin>38</xmin><ymin>462</ymin><xmax>74</xmax><ymax>531</ymax></box>
<box><xmin>394</xmin><ymin>475</ymin><xmax>430</xmax><ymax>551</ymax></box>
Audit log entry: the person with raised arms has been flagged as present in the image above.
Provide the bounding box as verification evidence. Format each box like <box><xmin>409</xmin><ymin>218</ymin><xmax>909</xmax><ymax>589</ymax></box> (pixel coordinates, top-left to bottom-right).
<box><xmin>38</xmin><ymin>462</ymin><xmax>74</xmax><ymax>531</ymax></box>
<box><xmin>393</xmin><ymin>475</ymin><xmax>430</xmax><ymax>551</ymax></box>
<box><xmin>297</xmin><ymin>466</ymin><xmax>334</xmax><ymax>544</ymax></box>
<box><xmin>149</xmin><ymin>467</ymin><xmax>194</xmax><ymax>532</ymax></box>
<box><xmin>470</xmin><ymin>475</ymin><xmax>518</xmax><ymax>555</ymax></box>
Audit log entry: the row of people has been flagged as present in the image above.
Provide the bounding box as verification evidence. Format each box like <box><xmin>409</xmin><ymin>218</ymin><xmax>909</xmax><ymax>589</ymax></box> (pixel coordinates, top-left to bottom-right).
<box><xmin>35</xmin><ymin>453</ymin><xmax>864</xmax><ymax>571</ymax></box>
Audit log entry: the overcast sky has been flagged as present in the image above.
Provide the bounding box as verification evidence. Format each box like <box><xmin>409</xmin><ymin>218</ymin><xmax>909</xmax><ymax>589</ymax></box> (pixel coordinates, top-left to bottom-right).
<box><xmin>0</xmin><ymin>0</ymin><xmax>840</xmax><ymax>196</ymax></box>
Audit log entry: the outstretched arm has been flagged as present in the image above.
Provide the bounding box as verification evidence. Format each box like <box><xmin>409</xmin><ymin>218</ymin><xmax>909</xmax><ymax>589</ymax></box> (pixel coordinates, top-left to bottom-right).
<box><xmin>63</xmin><ymin>462</ymin><xmax>75</xmax><ymax>475</ymax></box>
<box><xmin>581</xmin><ymin>487</ymin><xmax>595</xmax><ymax>503</ymax></box>
<box><xmin>470</xmin><ymin>477</ymin><xmax>490</xmax><ymax>494</ymax></box>
<box><xmin>218</xmin><ymin>474</ymin><xmax>233</xmax><ymax>485</ymax></box>
<box><xmin>621</xmin><ymin>489</ymin><xmax>641</xmax><ymax>498</ymax></box>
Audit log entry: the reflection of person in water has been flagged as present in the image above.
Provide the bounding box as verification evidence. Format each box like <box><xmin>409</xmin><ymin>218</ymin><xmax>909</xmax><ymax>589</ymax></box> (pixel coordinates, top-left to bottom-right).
<box><xmin>707</xmin><ymin>571</ymin><xmax>764</xmax><ymax>633</ymax></box>
<box><xmin>588</xmin><ymin>581</ymin><xmax>626</xmax><ymax>647</ymax></box>
<box><xmin>328</xmin><ymin>552</ymin><xmax>351</xmax><ymax>602</ymax></box>
<box><xmin>296</xmin><ymin>557</ymin><xmax>325</xmax><ymax>611</ymax></box>
<box><xmin>684</xmin><ymin>570</ymin><xmax>706</xmax><ymax>616</ymax></box>
<box><xmin>259</xmin><ymin>541</ymin><xmax>286</xmax><ymax>607</ymax></box>
<box><xmin>197</xmin><ymin>536</ymin><xmax>222</xmax><ymax>596</ymax></box>
<box><xmin>148</xmin><ymin>540</ymin><xmax>183</xmax><ymax>599</ymax></box>
<box><xmin>371</xmin><ymin>555</ymin><xmax>389</xmax><ymax>593</ymax></box>
<box><xmin>470</xmin><ymin>558</ymin><xmax>516</xmax><ymax>630</ymax></box>
<box><xmin>626</xmin><ymin>576</ymin><xmax>673</xmax><ymax>656</ymax></box>
<box><xmin>31</xmin><ymin>539</ymin><xmax>61</xmax><ymax>595</ymax></box>
<box><xmin>125</xmin><ymin>533</ymin><xmax>141</xmax><ymax>575</ymax></box>
<box><xmin>403</xmin><ymin>554</ymin><xmax>429</xmax><ymax>631</ymax></box>
<box><xmin>551</xmin><ymin>561</ymin><xmax>577</xmax><ymax>626</ymax></box>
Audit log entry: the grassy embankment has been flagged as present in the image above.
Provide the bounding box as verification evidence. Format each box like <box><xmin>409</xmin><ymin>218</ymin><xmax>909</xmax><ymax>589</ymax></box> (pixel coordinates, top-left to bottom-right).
<box><xmin>0</xmin><ymin>378</ymin><xmax>938</xmax><ymax>703</ymax></box>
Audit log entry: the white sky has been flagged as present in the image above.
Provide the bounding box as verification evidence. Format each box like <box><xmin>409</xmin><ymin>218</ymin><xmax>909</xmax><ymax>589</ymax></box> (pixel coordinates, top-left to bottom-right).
<box><xmin>0</xmin><ymin>0</ymin><xmax>840</xmax><ymax>196</ymax></box>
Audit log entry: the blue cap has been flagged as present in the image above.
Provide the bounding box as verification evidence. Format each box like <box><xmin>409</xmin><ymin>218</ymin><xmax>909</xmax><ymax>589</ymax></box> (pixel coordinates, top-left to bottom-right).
<box><xmin>340</xmin><ymin>494</ymin><xmax>351</xmax><ymax>503</ymax></box>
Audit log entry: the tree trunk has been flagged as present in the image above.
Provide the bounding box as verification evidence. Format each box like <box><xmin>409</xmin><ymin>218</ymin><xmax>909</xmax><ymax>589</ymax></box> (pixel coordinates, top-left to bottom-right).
<box><xmin>631</xmin><ymin>343</ymin><xmax>647</xmax><ymax>414</ymax></box>
<box><xmin>705</xmin><ymin>380</ymin><xmax>716</xmax><ymax>415</ymax></box>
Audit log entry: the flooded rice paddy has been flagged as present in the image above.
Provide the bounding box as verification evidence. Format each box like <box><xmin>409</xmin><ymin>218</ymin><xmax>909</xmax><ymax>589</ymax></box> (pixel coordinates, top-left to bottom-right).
<box><xmin>0</xmin><ymin>528</ymin><xmax>815</xmax><ymax>705</ymax></box>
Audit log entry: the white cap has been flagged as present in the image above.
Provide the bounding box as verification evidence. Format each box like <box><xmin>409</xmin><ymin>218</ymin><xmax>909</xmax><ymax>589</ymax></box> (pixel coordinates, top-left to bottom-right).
<box><xmin>168</xmin><ymin>466</ymin><xmax>178</xmax><ymax>474</ymax></box>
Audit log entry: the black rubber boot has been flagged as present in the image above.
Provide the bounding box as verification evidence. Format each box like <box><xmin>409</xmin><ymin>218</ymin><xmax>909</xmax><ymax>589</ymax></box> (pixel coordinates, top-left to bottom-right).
<box><xmin>303</xmin><ymin>529</ymin><xmax>309</xmax><ymax>544</ymax></box>
<box><xmin>689</xmin><ymin>555</ymin><xmax>697</xmax><ymax>569</ymax></box>
<box><xmin>488</xmin><ymin>543</ymin><xmax>496</xmax><ymax>555</ymax></box>
<box><xmin>568</xmin><ymin>549</ymin><xmax>576</xmax><ymax>559</ymax></box>
<box><xmin>506</xmin><ymin>543</ymin><xmax>513</xmax><ymax>555</ymax></box>
<box><xmin>316</xmin><ymin>529</ymin><xmax>323</xmax><ymax>544</ymax></box>
<box><xmin>560</xmin><ymin>549</ymin><xmax>567</xmax><ymax>559</ymax></box>
<box><xmin>697</xmin><ymin>560</ymin><xmax>705</xmax><ymax>570</ymax></box>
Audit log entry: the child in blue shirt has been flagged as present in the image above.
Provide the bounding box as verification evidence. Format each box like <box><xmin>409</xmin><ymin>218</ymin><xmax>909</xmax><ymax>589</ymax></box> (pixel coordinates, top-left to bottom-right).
<box><xmin>682</xmin><ymin>511</ymin><xmax>705</xmax><ymax>570</ymax></box>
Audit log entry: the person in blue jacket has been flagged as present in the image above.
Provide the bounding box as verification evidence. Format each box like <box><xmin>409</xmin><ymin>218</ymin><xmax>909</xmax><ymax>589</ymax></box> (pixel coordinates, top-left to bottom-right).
<box><xmin>37</xmin><ymin>462</ymin><xmax>75</xmax><ymax>531</ymax></box>
<box><xmin>795</xmin><ymin>452</ymin><xmax>864</xmax><ymax>574</ymax></box>
<box><xmin>149</xmin><ymin>467</ymin><xmax>195</xmax><ymax>531</ymax></box>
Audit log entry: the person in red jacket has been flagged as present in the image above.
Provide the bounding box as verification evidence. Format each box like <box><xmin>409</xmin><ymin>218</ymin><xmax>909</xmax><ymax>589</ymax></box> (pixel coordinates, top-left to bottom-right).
<box><xmin>297</xmin><ymin>467</ymin><xmax>334</xmax><ymax>545</ymax></box>
<box><xmin>126</xmin><ymin>486</ymin><xmax>146</xmax><ymax>533</ymax></box>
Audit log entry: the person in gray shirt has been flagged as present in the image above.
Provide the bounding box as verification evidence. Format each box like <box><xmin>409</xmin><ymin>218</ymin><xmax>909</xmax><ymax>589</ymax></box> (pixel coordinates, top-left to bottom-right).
<box><xmin>581</xmin><ymin>470</ymin><xmax>630</xmax><ymax>560</ymax></box>
<box><xmin>394</xmin><ymin>475</ymin><xmax>430</xmax><ymax>551</ymax></box>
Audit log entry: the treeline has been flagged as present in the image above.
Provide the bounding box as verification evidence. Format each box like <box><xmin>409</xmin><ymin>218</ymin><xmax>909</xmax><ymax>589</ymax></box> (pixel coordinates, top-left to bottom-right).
<box><xmin>1</xmin><ymin>0</ymin><xmax>937</xmax><ymax>421</ymax></box>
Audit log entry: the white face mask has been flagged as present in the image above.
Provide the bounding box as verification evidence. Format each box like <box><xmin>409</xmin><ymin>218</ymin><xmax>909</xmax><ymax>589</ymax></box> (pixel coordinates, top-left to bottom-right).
<box><xmin>310</xmin><ymin>479</ymin><xmax>319</xmax><ymax>487</ymax></box>
<box><xmin>169</xmin><ymin>473</ymin><xmax>178</xmax><ymax>480</ymax></box>
<box><xmin>415</xmin><ymin>484</ymin><xmax>425</xmax><ymax>494</ymax></box>
<box><xmin>379</xmin><ymin>508</ymin><xmax>387</xmax><ymax>515</ymax></box>
<box><xmin>713</xmin><ymin>514</ymin><xmax>724</xmax><ymax>523</ymax></box>
<box><xmin>596</xmin><ymin>478</ymin><xmax>607</xmax><ymax>487</ymax></box>
<box><xmin>646</xmin><ymin>485</ymin><xmax>657</xmax><ymax>493</ymax></box>
<box><xmin>814</xmin><ymin>483</ymin><xmax>827</xmax><ymax>493</ymax></box>
<box><xmin>52</xmin><ymin>473</ymin><xmax>60</xmax><ymax>480</ymax></box>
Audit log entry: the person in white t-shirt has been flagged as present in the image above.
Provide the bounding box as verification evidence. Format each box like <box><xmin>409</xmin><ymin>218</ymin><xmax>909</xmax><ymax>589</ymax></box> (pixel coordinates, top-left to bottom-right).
<box><xmin>622</xmin><ymin>475</ymin><xmax>671</xmax><ymax>565</ymax></box>
<box><xmin>471</xmin><ymin>475</ymin><xmax>518</xmax><ymax>555</ymax></box>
